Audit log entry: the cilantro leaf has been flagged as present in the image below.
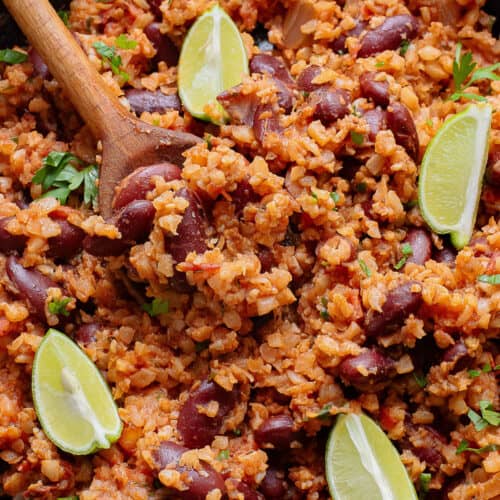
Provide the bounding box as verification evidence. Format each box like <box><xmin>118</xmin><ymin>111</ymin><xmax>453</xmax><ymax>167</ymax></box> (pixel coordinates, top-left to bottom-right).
<box><xmin>115</xmin><ymin>34</ymin><xmax>138</xmax><ymax>50</ymax></box>
<box><xmin>456</xmin><ymin>439</ymin><xmax>498</xmax><ymax>455</ymax></box>
<box><xmin>413</xmin><ymin>372</ymin><xmax>427</xmax><ymax>388</ymax></box>
<box><xmin>453</xmin><ymin>44</ymin><xmax>476</xmax><ymax>90</ymax></box>
<box><xmin>93</xmin><ymin>41</ymin><xmax>129</xmax><ymax>81</ymax></box>
<box><xmin>468</xmin><ymin>408</ymin><xmax>488</xmax><ymax>431</ymax></box>
<box><xmin>350</xmin><ymin>131</ymin><xmax>364</xmax><ymax>145</ymax></box>
<box><xmin>83</xmin><ymin>165</ymin><xmax>99</xmax><ymax>209</ymax></box>
<box><xmin>142</xmin><ymin>298</ymin><xmax>169</xmax><ymax>317</ymax></box>
<box><xmin>479</xmin><ymin>400</ymin><xmax>500</xmax><ymax>426</ymax></box>
<box><xmin>419</xmin><ymin>472</ymin><xmax>431</xmax><ymax>496</ymax></box>
<box><xmin>57</xmin><ymin>9</ymin><xmax>70</xmax><ymax>26</ymax></box>
<box><xmin>358</xmin><ymin>258</ymin><xmax>371</xmax><ymax>277</ymax></box>
<box><xmin>0</xmin><ymin>49</ymin><xmax>28</xmax><ymax>64</ymax></box>
<box><xmin>313</xmin><ymin>403</ymin><xmax>333</xmax><ymax>420</ymax></box>
<box><xmin>400</xmin><ymin>40</ymin><xmax>410</xmax><ymax>56</ymax></box>
<box><xmin>217</xmin><ymin>449</ymin><xmax>229</xmax><ymax>460</ymax></box>
<box><xmin>48</xmin><ymin>297</ymin><xmax>72</xmax><ymax>317</ymax></box>
<box><xmin>478</xmin><ymin>274</ymin><xmax>500</xmax><ymax>285</ymax></box>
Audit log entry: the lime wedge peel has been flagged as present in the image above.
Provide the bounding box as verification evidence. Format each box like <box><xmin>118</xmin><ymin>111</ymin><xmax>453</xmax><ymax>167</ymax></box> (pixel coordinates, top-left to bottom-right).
<box><xmin>325</xmin><ymin>413</ymin><xmax>418</xmax><ymax>500</ymax></box>
<box><xmin>32</xmin><ymin>329</ymin><xmax>122</xmax><ymax>455</ymax></box>
<box><xmin>178</xmin><ymin>4</ymin><xmax>248</xmax><ymax>123</ymax></box>
<box><xmin>418</xmin><ymin>104</ymin><xmax>492</xmax><ymax>249</ymax></box>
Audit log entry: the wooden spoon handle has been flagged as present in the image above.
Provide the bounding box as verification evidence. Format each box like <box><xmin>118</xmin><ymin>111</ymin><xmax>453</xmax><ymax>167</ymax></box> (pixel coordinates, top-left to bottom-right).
<box><xmin>3</xmin><ymin>0</ymin><xmax>129</xmax><ymax>140</ymax></box>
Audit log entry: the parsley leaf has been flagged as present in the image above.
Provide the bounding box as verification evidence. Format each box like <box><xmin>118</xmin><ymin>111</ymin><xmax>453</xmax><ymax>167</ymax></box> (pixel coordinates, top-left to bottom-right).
<box><xmin>217</xmin><ymin>449</ymin><xmax>229</xmax><ymax>460</ymax></box>
<box><xmin>358</xmin><ymin>258</ymin><xmax>371</xmax><ymax>277</ymax></box>
<box><xmin>400</xmin><ymin>40</ymin><xmax>411</xmax><ymax>56</ymax></box>
<box><xmin>93</xmin><ymin>41</ymin><xmax>129</xmax><ymax>81</ymax></box>
<box><xmin>469</xmin><ymin>364</ymin><xmax>492</xmax><ymax>378</ymax></box>
<box><xmin>350</xmin><ymin>131</ymin><xmax>364</xmax><ymax>145</ymax></box>
<box><xmin>142</xmin><ymin>298</ymin><xmax>169</xmax><ymax>317</ymax></box>
<box><xmin>450</xmin><ymin>42</ymin><xmax>500</xmax><ymax>102</ymax></box>
<box><xmin>0</xmin><ymin>49</ymin><xmax>28</xmax><ymax>64</ymax></box>
<box><xmin>33</xmin><ymin>152</ymin><xmax>98</xmax><ymax>207</ymax></box>
<box><xmin>478</xmin><ymin>273</ymin><xmax>500</xmax><ymax>285</ymax></box>
<box><xmin>456</xmin><ymin>439</ymin><xmax>498</xmax><ymax>455</ymax></box>
<box><xmin>48</xmin><ymin>297</ymin><xmax>72</xmax><ymax>317</ymax></box>
<box><xmin>419</xmin><ymin>472</ymin><xmax>431</xmax><ymax>496</ymax></box>
<box><xmin>115</xmin><ymin>34</ymin><xmax>138</xmax><ymax>50</ymax></box>
<box><xmin>468</xmin><ymin>400</ymin><xmax>500</xmax><ymax>430</ymax></box>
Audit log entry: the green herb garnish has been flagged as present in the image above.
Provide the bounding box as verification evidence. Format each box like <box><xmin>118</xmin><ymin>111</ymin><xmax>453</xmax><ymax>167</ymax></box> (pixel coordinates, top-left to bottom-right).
<box><xmin>0</xmin><ymin>49</ymin><xmax>28</xmax><ymax>65</ymax></box>
<box><xmin>356</xmin><ymin>182</ymin><xmax>367</xmax><ymax>193</ymax></box>
<box><xmin>57</xmin><ymin>10</ymin><xmax>70</xmax><ymax>26</ymax></box>
<box><xmin>468</xmin><ymin>400</ymin><xmax>500</xmax><ymax>431</ymax></box>
<box><xmin>48</xmin><ymin>298</ymin><xmax>72</xmax><ymax>317</ymax></box>
<box><xmin>468</xmin><ymin>364</ymin><xmax>493</xmax><ymax>378</ymax></box>
<box><xmin>413</xmin><ymin>372</ymin><xmax>427</xmax><ymax>388</ymax></box>
<box><xmin>350</xmin><ymin>131</ymin><xmax>364</xmax><ymax>146</ymax></box>
<box><xmin>394</xmin><ymin>242</ymin><xmax>413</xmax><ymax>270</ymax></box>
<box><xmin>32</xmin><ymin>152</ymin><xmax>98</xmax><ymax>208</ymax></box>
<box><xmin>115</xmin><ymin>34</ymin><xmax>138</xmax><ymax>50</ymax></box>
<box><xmin>400</xmin><ymin>40</ymin><xmax>411</xmax><ymax>56</ymax></box>
<box><xmin>217</xmin><ymin>449</ymin><xmax>230</xmax><ymax>460</ymax></box>
<box><xmin>93</xmin><ymin>41</ymin><xmax>129</xmax><ymax>81</ymax></box>
<box><xmin>456</xmin><ymin>439</ymin><xmax>498</xmax><ymax>455</ymax></box>
<box><xmin>478</xmin><ymin>274</ymin><xmax>500</xmax><ymax>285</ymax></box>
<box><xmin>314</xmin><ymin>403</ymin><xmax>333</xmax><ymax>420</ymax></box>
<box><xmin>449</xmin><ymin>42</ymin><xmax>500</xmax><ymax>102</ymax></box>
<box><xmin>320</xmin><ymin>296</ymin><xmax>330</xmax><ymax>320</ymax></box>
<box><xmin>358</xmin><ymin>258</ymin><xmax>371</xmax><ymax>277</ymax></box>
<box><xmin>142</xmin><ymin>298</ymin><xmax>169</xmax><ymax>317</ymax></box>
<box><xmin>419</xmin><ymin>472</ymin><xmax>431</xmax><ymax>497</ymax></box>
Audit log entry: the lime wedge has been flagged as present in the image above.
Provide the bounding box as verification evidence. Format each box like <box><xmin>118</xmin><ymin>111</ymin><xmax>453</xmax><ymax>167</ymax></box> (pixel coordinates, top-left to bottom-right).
<box><xmin>325</xmin><ymin>413</ymin><xmax>418</xmax><ymax>500</ymax></box>
<box><xmin>178</xmin><ymin>4</ymin><xmax>248</xmax><ymax>123</ymax></box>
<box><xmin>32</xmin><ymin>329</ymin><xmax>122</xmax><ymax>455</ymax></box>
<box><xmin>418</xmin><ymin>103</ymin><xmax>492</xmax><ymax>249</ymax></box>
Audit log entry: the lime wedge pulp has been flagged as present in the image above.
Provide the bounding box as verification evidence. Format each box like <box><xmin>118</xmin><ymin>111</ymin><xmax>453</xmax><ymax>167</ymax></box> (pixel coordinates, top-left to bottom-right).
<box><xmin>32</xmin><ymin>329</ymin><xmax>122</xmax><ymax>455</ymax></box>
<box><xmin>325</xmin><ymin>413</ymin><xmax>418</xmax><ymax>500</ymax></box>
<box><xmin>418</xmin><ymin>103</ymin><xmax>492</xmax><ymax>249</ymax></box>
<box><xmin>178</xmin><ymin>4</ymin><xmax>248</xmax><ymax>123</ymax></box>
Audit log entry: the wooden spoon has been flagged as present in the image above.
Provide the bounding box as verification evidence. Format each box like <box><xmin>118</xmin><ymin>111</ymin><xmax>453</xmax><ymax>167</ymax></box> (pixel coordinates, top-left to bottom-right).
<box><xmin>4</xmin><ymin>0</ymin><xmax>201</xmax><ymax>217</ymax></box>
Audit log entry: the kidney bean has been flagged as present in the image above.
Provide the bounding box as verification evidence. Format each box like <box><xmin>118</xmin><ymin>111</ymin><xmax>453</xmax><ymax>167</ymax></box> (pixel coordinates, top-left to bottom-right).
<box><xmin>125</xmin><ymin>88</ymin><xmax>181</xmax><ymax>116</ymax></box>
<box><xmin>410</xmin><ymin>425</ymin><xmax>445</xmax><ymax>470</ymax></box>
<box><xmin>254</xmin><ymin>415</ymin><xmax>295</xmax><ymax>450</ymax></box>
<box><xmin>74</xmin><ymin>323</ymin><xmax>100</xmax><ymax>345</ymax></box>
<box><xmin>443</xmin><ymin>342</ymin><xmax>472</xmax><ymax>373</ymax></box>
<box><xmin>359</xmin><ymin>72</ymin><xmax>389</xmax><ymax>107</ymax></box>
<box><xmin>296</xmin><ymin>65</ymin><xmax>324</xmax><ymax>92</ymax></box>
<box><xmin>331</xmin><ymin>21</ymin><xmax>367</xmax><ymax>53</ymax></box>
<box><xmin>339</xmin><ymin>156</ymin><xmax>363</xmax><ymax>181</ymax></box>
<box><xmin>339</xmin><ymin>349</ymin><xmax>395</xmax><ymax>391</ymax></box>
<box><xmin>253</xmin><ymin>104</ymin><xmax>282</xmax><ymax>144</ymax></box>
<box><xmin>83</xmin><ymin>235</ymin><xmax>128</xmax><ymax>257</ymax></box>
<box><xmin>259</xmin><ymin>468</ymin><xmax>288</xmax><ymax>498</ymax></box>
<box><xmin>232</xmin><ymin>179</ymin><xmax>259</xmax><ymax>215</ymax></box>
<box><xmin>433</xmin><ymin>245</ymin><xmax>457</xmax><ymax>266</ymax></box>
<box><xmin>363</xmin><ymin>108</ymin><xmax>387</xmax><ymax>141</ymax></box>
<box><xmin>274</xmin><ymin>79</ymin><xmax>294</xmax><ymax>113</ymax></box>
<box><xmin>147</xmin><ymin>0</ymin><xmax>163</xmax><ymax>20</ymax></box>
<box><xmin>165</xmin><ymin>188</ymin><xmax>208</xmax><ymax>264</ymax></box>
<box><xmin>312</xmin><ymin>88</ymin><xmax>351</xmax><ymax>124</ymax></box>
<box><xmin>113</xmin><ymin>162</ymin><xmax>181</xmax><ymax>210</ymax></box>
<box><xmin>177</xmin><ymin>380</ymin><xmax>238</xmax><ymax>448</ymax></box>
<box><xmin>28</xmin><ymin>47</ymin><xmax>49</xmax><ymax>79</ymax></box>
<box><xmin>386</xmin><ymin>102</ymin><xmax>419</xmax><ymax>161</ymax></box>
<box><xmin>116</xmin><ymin>200</ymin><xmax>155</xmax><ymax>244</ymax></box>
<box><xmin>236</xmin><ymin>481</ymin><xmax>265</xmax><ymax>500</ymax></box>
<box><xmin>0</xmin><ymin>217</ymin><xmax>27</xmax><ymax>253</ymax></box>
<box><xmin>47</xmin><ymin>219</ymin><xmax>85</xmax><ymax>260</ymax></box>
<box><xmin>486</xmin><ymin>149</ymin><xmax>500</xmax><ymax>186</ymax></box>
<box><xmin>154</xmin><ymin>441</ymin><xmax>226</xmax><ymax>499</ymax></box>
<box><xmin>6</xmin><ymin>255</ymin><xmax>60</xmax><ymax>320</ymax></box>
<box><xmin>365</xmin><ymin>281</ymin><xmax>422</xmax><ymax>337</ymax></box>
<box><xmin>144</xmin><ymin>22</ymin><xmax>179</xmax><ymax>67</ymax></box>
<box><xmin>358</xmin><ymin>15</ymin><xmax>419</xmax><ymax>58</ymax></box>
<box><xmin>258</xmin><ymin>247</ymin><xmax>274</xmax><ymax>273</ymax></box>
<box><xmin>403</xmin><ymin>228</ymin><xmax>431</xmax><ymax>266</ymax></box>
<box><xmin>250</xmin><ymin>54</ymin><xmax>295</xmax><ymax>87</ymax></box>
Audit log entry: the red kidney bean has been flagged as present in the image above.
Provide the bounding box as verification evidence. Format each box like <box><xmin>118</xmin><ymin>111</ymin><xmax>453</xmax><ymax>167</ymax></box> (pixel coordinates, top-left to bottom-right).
<box><xmin>217</xmin><ymin>84</ymin><xmax>259</xmax><ymax>126</ymax></box>
<box><xmin>6</xmin><ymin>255</ymin><xmax>60</xmax><ymax>320</ymax></box>
<box><xmin>331</xmin><ymin>21</ymin><xmax>367</xmax><ymax>53</ymax></box>
<box><xmin>250</xmin><ymin>54</ymin><xmax>295</xmax><ymax>87</ymax></box>
<box><xmin>236</xmin><ymin>481</ymin><xmax>265</xmax><ymax>500</ymax></box>
<box><xmin>296</xmin><ymin>65</ymin><xmax>324</xmax><ymax>92</ymax></box>
<box><xmin>0</xmin><ymin>217</ymin><xmax>27</xmax><ymax>253</ymax></box>
<box><xmin>83</xmin><ymin>235</ymin><xmax>128</xmax><ymax>257</ymax></box>
<box><xmin>359</xmin><ymin>72</ymin><xmax>390</xmax><ymax>107</ymax></box>
<box><xmin>144</xmin><ymin>22</ymin><xmax>179</xmax><ymax>67</ymax></box>
<box><xmin>386</xmin><ymin>102</ymin><xmax>419</xmax><ymax>161</ymax></box>
<box><xmin>339</xmin><ymin>349</ymin><xmax>395</xmax><ymax>391</ymax></box>
<box><xmin>273</xmin><ymin>79</ymin><xmax>294</xmax><ymax>113</ymax></box>
<box><xmin>312</xmin><ymin>88</ymin><xmax>351</xmax><ymax>125</ymax></box>
<box><xmin>253</xmin><ymin>103</ymin><xmax>282</xmax><ymax>144</ymax></box>
<box><xmin>403</xmin><ymin>228</ymin><xmax>431</xmax><ymax>266</ymax></box>
<box><xmin>177</xmin><ymin>380</ymin><xmax>238</xmax><ymax>449</ymax></box>
<box><xmin>358</xmin><ymin>15</ymin><xmax>419</xmax><ymax>58</ymax></box>
<box><xmin>74</xmin><ymin>323</ymin><xmax>100</xmax><ymax>345</ymax></box>
<box><xmin>28</xmin><ymin>47</ymin><xmax>49</xmax><ymax>79</ymax></box>
<box><xmin>365</xmin><ymin>281</ymin><xmax>422</xmax><ymax>337</ymax></box>
<box><xmin>259</xmin><ymin>468</ymin><xmax>288</xmax><ymax>498</ymax></box>
<box><xmin>113</xmin><ymin>162</ymin><xmax>181</xmax><ymax>210</ymax></box>
<box><xmin>165</xmin><ymin>188</ymin><xmax>208</xmax><ymax>264</ymax></box>
<box><xmin>362</xmin><ymin>108</ymin><xmax>387</xmax><ymax>141</ymax></box>
<box><xmin>433</xmin><ymin>245</ymin><xmax>457</xmax><ymax>266</ymax></box>
<box><xmin>232</xmin><ymin>179</ymin><xmax>259</xmax><ymax>215</ymax></box>
<box><xmin>339</xmin><ymin>156</ymin><xmax>363</xmax><ymax>181</ymax></box>
<box><xmin>254</xmin><ymin>415</ymin><xmax>295</xmax><ymax>450</ymax></box>
<box><xmin>147</xmin><ymin>0</ymin><xmax>163</xmax><ymax>20</ymax></box>
<box><xmin>486</xmin><ymin>149</ymin><xmax>500</xmax><ymax>186</ymax></box>
<box><xmin>47</xmin><ymin>219</ymin><xmax>85</xmax><ymax>260</ymax></box>
<box><xmin>258</xmin><ymin>247</ymin><xmax>274</xmax><ymax>273</ymax></box>
<box><xmin>443</xmin><ymin>342</ymin><xmax>472</xmax><ymax>373</ymax></box>
<box><xmin>154</xmin><ymin>441</ymin><xmax>226</xmax><ymax>499</ymax></box>
<box><xmin>410</xmin><ymin>426</ymin><xmax>445</xmax><ymax>470</ymax></box>
<box><xmin>125</xmin><ymin>88</ymin><xmax>181</xmax><ymax>116</ymax></box>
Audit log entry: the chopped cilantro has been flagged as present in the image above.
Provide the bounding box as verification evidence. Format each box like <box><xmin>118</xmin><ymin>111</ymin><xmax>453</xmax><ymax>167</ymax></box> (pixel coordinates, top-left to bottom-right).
<box><xmin>478</xmin><ymin>274</ymin><xmax>500</xmax><ymax>285</ymax></box>
<box><xmin>456</xmin><ymin>439</ymin><xmax>498</xmax><ymax>455</ymax></box>
<box><xmin>48</xmin><ymin>297</ymin><xmax>72</xmax><ymax>317</ymax></box>
<box><xmin>320</xmin><ymin>296</ymin><xmax>330</xmax><ymax>320</ymax></box>
<box><xmin>468</xmin><ymin>400</ymin><xmax>500</xmax><ymax>431</ymax></box>
<box><xmin>311</xmin><ymin>191</ymin><xmax>318</xmax><ymax>202</ymax></box>
<box><xmin>419</xmin><ymin>472</ymin><xmax>431</xmax><ymax>496</ymax></box>
<box><xmin>204</xmin><ymin>134</ymin><xmax>213</xmax><ymax>150</ymax></box>
<box><xmin>449</xmin><ymin>42</ymin><xmax>500</xmax><ymax>102</ymax></box>
<box><xmin>217</xmin><ymin>449</ymin><xmax>230</xmax><ymax>460</ymax></box>
<box><xmin>413</xmin><ymin>372</ymin><xmax>427</xmax><ymax>388</ymax></box>
<box><xmin>395</xmin><ymin>242</ymin><xmax>413</xmax><ymax>270</ymax></box>
<box><xmin>93</xmin><ymin>41</ymin><xmax>129</xmax><ymax>81</ymax></box>
<box><xmin>314</xmin><ymin>403</ymin><xmax>333</xmax><ymax>420</ymax></box>
<box><xmin>115</xmin><ymin>34</ymin><xmax>138</xmax><ymax>50</ymax></box>
<box><xmin>302</xmin><ymin>90</ymin><xmax>310</xmax><ymax>98</ymax></box>
<box><xmin>233</xmin><ymin>428</ymin><xmax>242</xmax><ymax>436</ymax></box>
<box><xmin>142</xmin><ymin>298</ymin><xmax>169</xmax><ymax>317</ymax></box>
<box><xmin>0</xmin><ymin>49</ymin><xmax>28</xmax><ymax>64</ymax></box>
<box><xmin>358</xmin><ymin>258</ymin><xmax>371</xmax><ymax>277</ymax></box>
<box><xmin>425</xmin><ymin>118</ymin><xmax>433</xmax><ymax>127</ymax></box>
<box><xmin>400</xmin><ymin>40</ymin><xmax>411</xmax><ymax>56</ymax></box>
<box><xmin>375</xmin><ymin>61</ymin><xmax>385</xmax><ymax>68</ymax></box>
<box><xmin>57</xmin><ymin>10</ymin><xmax>70</xmax><ymax>26</ymax></box>
<box><xmin>32</xmin><ymin>152</ymin><xmax>98</xmax><ymax>208</ymax></box>
<box><xmin>469</xmin><ymin>364</ymin><xmax>493</xmax><ymax>378</ymax></box>
<box><xmin>350</xmin><ymin>131</ymin><xmax>364</xmax><ymax>145</ymax></box>
<box><xmin>403</xmin><ymin>200</ymin><xmax>418</xmax><ymax>209</ymax></box>
<box><xmin>10</xmin><ymin>137</ymin><xmax>18</xmax><ymax>144</ymax></box>
<box><xmin>330</xmin><ymin>191</ymin><xmax>340</xmax><ymax>204</ymax></box>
